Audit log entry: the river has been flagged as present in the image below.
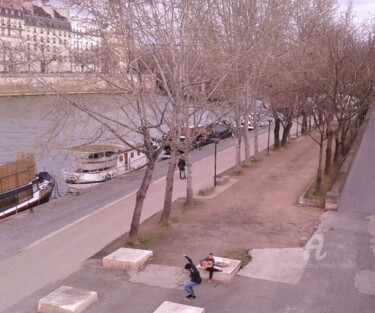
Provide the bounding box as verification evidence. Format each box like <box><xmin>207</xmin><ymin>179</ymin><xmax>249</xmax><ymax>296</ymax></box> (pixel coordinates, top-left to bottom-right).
<box><xmin>0</xmin><ymin>94</ymin><xmax>118</xmax><ymax>198</ymax></box>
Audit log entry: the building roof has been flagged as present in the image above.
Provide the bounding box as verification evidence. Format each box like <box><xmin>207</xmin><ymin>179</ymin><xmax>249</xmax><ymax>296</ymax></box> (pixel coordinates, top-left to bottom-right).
<box><xmin>69</xmin><ymin>145</ymin><xmax>124</xmax><ymax>153</ymax></box>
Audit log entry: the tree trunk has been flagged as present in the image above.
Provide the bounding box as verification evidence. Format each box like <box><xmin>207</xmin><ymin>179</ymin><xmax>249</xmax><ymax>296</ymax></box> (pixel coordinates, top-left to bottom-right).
<box><xmin>274</xmin><ymin>118</ymin><xmax>280</xmax><ymax>150</ymax></box>
<box><xmin>253</xmin><ymin>123</ymin><xmax>259</xmax><ymax>161</ymax></box>
<box><xmin>185</xmin><ymin>151</ymin><xmax>194</xmax><ymax>206</ymax></box>
<box><xmin>160</xmin><ymin>153</ymin><xmax>178</xmax><ymax>223</ymax></box>
<box><xmin>315</xmin><ymin>135</ymin><xmax>324</xmax><ymax>194</ymax></box>
<box><xmin>340</xmin><ymin>124</ymin><xmax>350</xmax><ymax>157</ymax></box>
<box><xmin>324</xmin><ymin>129</ymin><xmax>333</xmax><ymax>175</ymax></box>
<box><xmin>333</xmin><ymin>130</ymin><xmax>340</xmax><ymax>163</ymax></box>
<box><xmin>301</xmin><ymin>112</ymin><xmax>308</xmax><ymax>135</ymax></box>
<box><xmin>281</xmin><ymin>120</ymin><xmax>292</xmax><ymax>146</ymax></box>
<box><xmin>129</xmin><ymin>160</ymin><xmax>156</xmax><ymax>243</ymax></box>
<box><xmin>235</xmin><ymin>136</ymin><xmax>242</xmax><ymax>173</ymax></box>
<box><xmin>243</xmin><ymin>123</ymin><xmax>251</xmax><ymax>166</ymax></box>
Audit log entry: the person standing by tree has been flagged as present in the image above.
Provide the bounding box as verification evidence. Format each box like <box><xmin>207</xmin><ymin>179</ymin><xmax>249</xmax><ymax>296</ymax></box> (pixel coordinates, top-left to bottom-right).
<box><xmin>178</xmin><ymin>158</ymin><xmax>187</xmax><ymax>179</ymax></box>
<box><xmin>183</xmin><ymin>254</ymin><xmax>202</xmax><ymax>300</ymax></box>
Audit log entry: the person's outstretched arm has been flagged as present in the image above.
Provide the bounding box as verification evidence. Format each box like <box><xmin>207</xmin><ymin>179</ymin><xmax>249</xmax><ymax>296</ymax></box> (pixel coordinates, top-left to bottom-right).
<box><xmin>183</xmin><ymin>254</ymin><xmax>193</xmax><ymax>265</ymax></box>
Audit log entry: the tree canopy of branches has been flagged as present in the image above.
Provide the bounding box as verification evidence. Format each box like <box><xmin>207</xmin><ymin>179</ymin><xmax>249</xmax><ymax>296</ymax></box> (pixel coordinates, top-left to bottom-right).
<box><xmin>10</xmin><ymin>0</ymin><xmax>374</xmax><ymax>241</ymax></box>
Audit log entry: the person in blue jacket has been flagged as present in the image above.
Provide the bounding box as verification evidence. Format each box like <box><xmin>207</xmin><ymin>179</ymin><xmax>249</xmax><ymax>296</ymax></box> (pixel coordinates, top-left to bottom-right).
<box><xmin>183</xmin><ymin>254</ymin><xmax>202</xmax><ymax>300</ymax></box>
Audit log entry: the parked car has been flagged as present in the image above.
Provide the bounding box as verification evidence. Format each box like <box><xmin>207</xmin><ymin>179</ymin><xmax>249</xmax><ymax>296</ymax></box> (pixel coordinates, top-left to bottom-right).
<box><xmin>210</xmin><ymin>123</ymin><xmax>233</xmax><ymax>139</ymax></box>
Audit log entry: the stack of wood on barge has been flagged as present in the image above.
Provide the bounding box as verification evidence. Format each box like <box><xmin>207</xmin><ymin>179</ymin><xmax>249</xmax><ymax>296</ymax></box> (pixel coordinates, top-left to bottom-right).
<box><xmin>0</xmin><ymin>153</ymin><xmax>55</xmax><ymax>220</ymax></box>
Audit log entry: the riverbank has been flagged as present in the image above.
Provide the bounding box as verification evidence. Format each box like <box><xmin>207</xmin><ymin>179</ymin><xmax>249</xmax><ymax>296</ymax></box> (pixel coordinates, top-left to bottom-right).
<box><xmin>0</xmin><ymin>73</ymin><xmax>155</xmax><ymax>96</ymax></box>
<box><xmin>0</xmin><ymin>73</ymin><xmax>108</xmax><ymax>96</ymax></box>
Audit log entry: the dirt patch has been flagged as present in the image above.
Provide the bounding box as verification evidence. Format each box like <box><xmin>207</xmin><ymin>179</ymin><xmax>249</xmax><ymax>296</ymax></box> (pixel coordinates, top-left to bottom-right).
<box><xmin>95</xmin><ymin>136</ymin><xmax>324</xmax><ymax>267</ymax></box>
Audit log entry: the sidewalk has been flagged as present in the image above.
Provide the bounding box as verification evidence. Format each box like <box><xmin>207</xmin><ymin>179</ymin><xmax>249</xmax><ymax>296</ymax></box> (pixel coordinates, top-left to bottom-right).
<box><xmin>2</xmin><ymin>128</ymin><xmax>326</xmax><ymax>313</ymax></box>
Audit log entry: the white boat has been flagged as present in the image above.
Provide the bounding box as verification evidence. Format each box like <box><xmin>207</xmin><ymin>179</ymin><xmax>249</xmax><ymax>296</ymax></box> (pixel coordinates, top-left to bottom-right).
<box><xmin>0</xmin><ymin>154</ymin><xmax>55</xmax><ymax>220</ymax></box>
<box><xmin>62</xmin><ymin>144</ymin><xmax>148</xmax><ymax>188</ymax></box>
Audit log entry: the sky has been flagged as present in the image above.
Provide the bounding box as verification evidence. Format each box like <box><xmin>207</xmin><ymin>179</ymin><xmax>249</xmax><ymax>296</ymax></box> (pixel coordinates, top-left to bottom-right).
<box><xmin>338</xmin><ymin>0</ymin><xmax>375</xmax><ymax>23</ymax></box>
<box><xmin>43</xmin><ymin>0</ymin><xmax>375</xmax><ymax>24</ymax></box>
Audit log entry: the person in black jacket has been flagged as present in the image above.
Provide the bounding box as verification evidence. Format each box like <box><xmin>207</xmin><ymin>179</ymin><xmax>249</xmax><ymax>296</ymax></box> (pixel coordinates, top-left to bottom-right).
<box><xmin>183</xmin><ymin>254</ymin><xmax>202</xmax><ymax>300</ymax></box>
<box><xmin>178</xmin><ymin>159</ymin><xmax>187</xmax><ymax>179</ymax></box>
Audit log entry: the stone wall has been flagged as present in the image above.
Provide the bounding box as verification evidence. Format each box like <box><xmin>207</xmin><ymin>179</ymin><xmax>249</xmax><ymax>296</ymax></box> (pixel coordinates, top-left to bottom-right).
<box><xmin>0</xmin><ymin>73</ymin><xmax>155</xmax><ymax>96</ymax></box>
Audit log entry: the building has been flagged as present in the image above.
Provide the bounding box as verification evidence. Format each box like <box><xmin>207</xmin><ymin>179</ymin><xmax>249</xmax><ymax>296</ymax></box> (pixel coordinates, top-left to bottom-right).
<box><xmin>71</xmin><ymin>17</ymin><xmax>101</xmax><ymax>72</ymax></box>
<box><xmin>0</xmin><ymin>0</ymin><xmax>100</xmax><ymax>74</ymax></box>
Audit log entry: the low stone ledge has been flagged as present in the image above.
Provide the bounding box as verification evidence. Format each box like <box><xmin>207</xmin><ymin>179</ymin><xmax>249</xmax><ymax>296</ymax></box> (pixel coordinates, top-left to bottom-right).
<box><xmin>198</xmin><ymin>185</ymin><xmax>215</xmax><ymax>196</ymax></box>
<box><xmin>216</xmin><ymin>176</ymin><xmax>230</xmax><ymax>186</ymax></box>
<box><xmin>197</xmin><ymin>256</ymin><xmax>241</xmax><ymax>282</ymax></box>
<box><xmin>325</xmin><ymin>190</ymin><xmax>340</xmax><ymax>211</ymax></box>
<box><xmin>153</xmin><ymin>301</ymin><xmax>205</xmax><ymax>313</ymax></box>
<box><xmin>38</xmin><ymin>286</ymin><xmax>97</xmax><ymax>313</ymax></box>
<box><xmin>103</xmin><ymin>247</ymin><xmax>153</xmax><ymax>271</ymax></box>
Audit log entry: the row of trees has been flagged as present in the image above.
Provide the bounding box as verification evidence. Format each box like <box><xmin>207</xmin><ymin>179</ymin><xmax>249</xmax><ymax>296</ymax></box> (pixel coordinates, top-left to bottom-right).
<box><xmin>34</xmin><ymin>0</ymin><xmax>375</xmax><ymax>242</ymax></box>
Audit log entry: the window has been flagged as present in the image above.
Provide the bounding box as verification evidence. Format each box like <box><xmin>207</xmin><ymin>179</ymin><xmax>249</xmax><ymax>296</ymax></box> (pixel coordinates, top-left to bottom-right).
<box><xmin>130</xmin><ymin>152</ymin><xmax>134</xmax><ymax>158</ymax></box>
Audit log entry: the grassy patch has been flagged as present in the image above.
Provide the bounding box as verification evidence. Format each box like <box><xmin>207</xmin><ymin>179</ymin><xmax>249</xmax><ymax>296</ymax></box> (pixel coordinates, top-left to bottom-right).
<box><xmin>182</xmin><ymin>199</ymin><xmax>201</xmax><ymax>212</ymax></box>
<box><xmin>305</xmin><ymin>163</ymin><xmax>341</xmax><ymax>202</ymax></box>
<box><xmin>158</xmin><ymin>216</ymin><xmax>179</xmax><ymax>229</ymax></box>
<box><xmin>125</xmin><ymin>233</ymin><xmax>166</xmax><ymax>249</ymax></box>
<box><xmin>223</xmin><ymin>249</ymin><xmax>252</xmax><ymax>268</ymax></box>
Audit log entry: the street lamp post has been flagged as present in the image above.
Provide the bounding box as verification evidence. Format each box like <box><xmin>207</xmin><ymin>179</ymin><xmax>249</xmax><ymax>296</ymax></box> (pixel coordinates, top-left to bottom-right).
<box><xmin>267</xmin><ymin>119</ymin><xmax>272</xmax><ymax>155</ymax></box>
<box><xmin>213</xmin><ymin>138</ymin><xmax>219</xmax><ymax>187</ymax></box>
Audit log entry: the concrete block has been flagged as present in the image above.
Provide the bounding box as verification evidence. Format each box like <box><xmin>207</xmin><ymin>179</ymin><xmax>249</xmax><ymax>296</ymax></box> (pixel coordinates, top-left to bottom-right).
<box><xmin>325</xmin><ymin>190</ymin><xmax>339</xmax><ymax>211</ymax></box>
<box><xmin>198</xmin><ymin>186</ymin><xmax>215</xmax><ymax>196</ymax></box>
<box><xmin>355</xmin><ymin>270</ymin><xmax>375</xmax><ymax>295</ymax></box>
<box><xmin>197</xmin><ymin>256</ymin><xmax>241</xmax><ymax>282</ymax></box>
<box><xmin>237</xmin><ymin>248</ymin><xmax>308</xmax><ymax>285</ymax></box>
<box><xmin>38</xmin><ymin>286</ymin><xmax>98</xmax><ymax>313</ymax></box>
<box><xmin>103</xmin><ymin>247</ymin><xmax>153</xmax><ymax>270</ymax></box>
<box><xmin>153</xmin><ymin>301</ymin><xmax>205</xmax><ymax>313</ymax></box>
<box><xmin>216</xmin><ymin>176</ymin><xmax>229</xmax><ymax>186</ymax></box>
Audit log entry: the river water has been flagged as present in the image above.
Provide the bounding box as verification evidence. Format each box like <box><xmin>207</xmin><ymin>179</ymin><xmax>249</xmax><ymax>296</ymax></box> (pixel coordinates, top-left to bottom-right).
<box><xmin>0</xmin><ymin>94</ymin><xmax>117</xmax><ymax>197</ymax></box>
<box><xmin>0</xmin><ymin>94</ymin><xmax>243</xmax><ymax>199</ymax></box>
